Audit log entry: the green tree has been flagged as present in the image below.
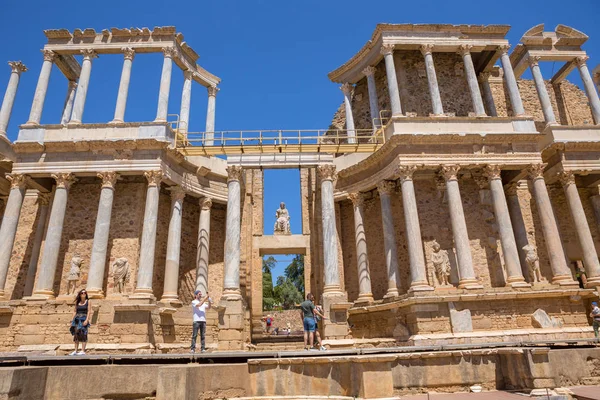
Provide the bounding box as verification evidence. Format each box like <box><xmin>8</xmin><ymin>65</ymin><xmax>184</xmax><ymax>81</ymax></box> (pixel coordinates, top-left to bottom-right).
<box><xmin>284</xmin><ymin>254</ymin><xmax>304</xmax><ymax>295</ymax></box>
<box><xmin>274</xmin><ymin>279</ymin><xmax>303</xmax><ymax>309</ymax></box>
<box><xmin>262</xmin><ymin>256</ymin><xmax>276</xmax><ymax>310</ymax></box>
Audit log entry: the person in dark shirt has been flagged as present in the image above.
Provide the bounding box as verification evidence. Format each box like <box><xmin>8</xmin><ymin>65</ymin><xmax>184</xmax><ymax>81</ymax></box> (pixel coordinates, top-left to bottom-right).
<box><xmin>299</xmin><ymin>293</ymin><xmax>325</xmax><ymax>350</ymax></box>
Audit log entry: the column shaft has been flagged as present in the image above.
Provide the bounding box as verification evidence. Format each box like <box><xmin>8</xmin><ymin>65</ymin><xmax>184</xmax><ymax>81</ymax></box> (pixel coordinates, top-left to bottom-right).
<box><xmin>60</xmin><ymin>81</ymin><xmax>77</xmax><ymax>125</ymax></box>
<box><xmin>223</xmin><ymin>166</ymin><xmax>242</xmax><ymax>298</ymax></box>
<box><xmin>318</xmin><ymin>165</ymin><xmax>341</xmax><ymax>292</ymax></box>
<box><xmin>179</xmin><ymin>71</ymin><xmax>192</xmax><ymax>134</ymax></box>
<box><xmin>381</xmin><ymin>44</ymin><xmax>402</xmax><ymax>116</ymax></box>
<box><xmin>195</xmin><ymin>198</ymin><xmax>212</xmax><ymax>293</ymax></box>
<box><xmin>378</xmin><ymin>182</ymin><xmax>400</xmax><ymax>297</ymax></box>
<box><xmin>421</xmin><ymin>45</ymin><xmax>444</xmax><ymax>115</ymax></box>
<box><xmin>529</xmin><ymin>57</ymin><xmax>556</xmax><ymax>124</ymax></box>
<box><xmin>576</xmin><ymin>57</ymin><xmax>600</xmax><ymax>125</ymax></box>
<box><xmin>161</xmin><ymin>188</ymin><xmax>185</xmax><ymax>302</ymax></box>
<box><xmin>479</xmin><ymin>73</ymin><xmax>498</xmax><ymax>117</ymax></box>
<box><xmin>459</xmin><ymin>46</ymin><xmax>486</xmax><ymax>116</ymax></box>
<box><xmin>205</xmin><ymin>86</ymin><xmax>217</xmax><ymax>146</ymax></box>
<box><xmin>363</xmin><ymin>67</ymin><xmax>380</xmax><ymax>130</ymax></box>
<box><xmin>155</xmin><ymin>48</ymin><xmax>175</xmax><ymax>122</ymax></box>
<box><xmin>0</xmin><ymin>62</ymin><xmax>27</xmax><ymax>135</ymax></box>
<box><xmin>26</xmin><ymin>51</ymin><xmax>54</xmax><ymax>125</ymax></box>
<box><xmin>340</xmin><ymin>83</ymin><xmax>356</xmax><ymax>144</ymax></box>
<box><xmin>506</xmin><ymin>185</ymin><xmax>532</xmax><ymax>279</ymax></box>
<box><xmin>349</xmin><ymin>193</ymin><xmax>373</xmax><ymax>303</ymax></box>
<box><xmin>24</xmin><ymin>194</ymin><xmax>50</xmax><ymax>297</ymax></box>
<box><xmin>0</xmin><ymin>175</ymin><xmax>27</xmax><ymax>295</ymax></box>
<box><xmin>111</xmin><ymin>48</ymin><xmax>135</xmax><ymax>123</ymax></box>
<box><xmin>69</xmin><ymin>50</ymin><xmax>96</xmax><ymax>124</ymax></box>
<box><xmin>498</xmin><ymin>47</ymin><xmax>525</xmax><ymax>116</ymax></box>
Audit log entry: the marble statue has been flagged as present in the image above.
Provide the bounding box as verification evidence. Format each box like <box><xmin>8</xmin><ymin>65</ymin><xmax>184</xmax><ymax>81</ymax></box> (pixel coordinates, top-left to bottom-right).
<box><xmin>112</xmin><ymin>257</ymin><xmax>130</xmax><ymax>294</ymax></box>
<box><xmin>67</xmin><ymin>255</ymin><xmax>83</xmax><ymax>295</ymax></box>
<box><xmin>523</xmin><ymin>244</ymin><xmax>543</xmax><ymax>283</ymax></box>
<box><xmin>274</xmin><ymin>202</ymin><xmax>291</xmax><ymax>235</ymax></box>
<box><xmin>431</xmin><ymin>240</ymin><xmax>451</xmax><ymax>286</ymax></box>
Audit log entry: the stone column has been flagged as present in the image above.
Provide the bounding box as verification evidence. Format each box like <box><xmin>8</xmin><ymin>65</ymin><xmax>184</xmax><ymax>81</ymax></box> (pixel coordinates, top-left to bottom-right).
<box><xmin>111</xmin><ymin>48</ymin><xmax>135</xmax><ymax>123</ymax></box>
<box><xmin>363</xmin><ymin>66</ymin><xmax>381</xmax><ymax>130</ymax></box>
<box><xmin>505</xmin><ymin>183</ymin><xmax>531</xmax><ymax>279</ymax></box>
<box><xmin>484</xmin><ymin>165</ymin><xmax>528</xmax><ymax>287</ymax></box>
<box><xmin>498</xmin><ymin>45</ymin><xmax>525</xmax><ymax>116</ymax></box>
<box><xmin>155</xmin><ymin>47</ymin><xmax>176</xmax><ymax>122</ymax></box>
<box><xmin>161</xmin><ymin>187</ymin><xmax>186</xmax><ymax>303</ymax></box>
<box><xmin>205</xmin><ymin>86</ymin><xmax>217</xmax><ymax>146</ymax></box>
<box><xmin>377</xmin><ymin>181</ymin><xmax>400</xmax><ymax>297</ymax></box>
<box><xmin>195</xmin><ymin>197</ymin><xmax>212</xmax><ymax>293</ymax></box>
<box><xmin>318</xmin><ymin>165</ymin><xmax>342</xmax><ymax>293</ymax></box>
<box><xmin>69</xmin><ymin>50</ymin><xmax>97</xmax><ymax>124</ymax></box>
<box><xmin>60</xmin><ymin>81</ymin><xmax>77</xmax><ymax>125</ymax></box>
<box><xmin>26</xmin><ymin>50</ymin><xmax>55</xmax><ymax>125</ymax></box>
<box><xmin>458</xmin><ymin>45</ymin><xmax>486</xmax><ymax>117</ymax></box>
<box><xmin>223</xmin><ymin>166</ymin><xmax>243</xmax><ymax>299</ymax></box>
<box><xmin>558</xmin><ymin>171</ymin><xmax>600</xmax><ymax>286</ymax></box>
<box><xmin>133</xmin><ymin>171</ymin><xmax>163</xmax><ymax>299</ymax></box>
<box><xmin>397</xmin><ymin>166</ymin><xmax>433</xmax><ymax>291</ymax></box>
<box><xmin>86</xmin><ymin>172</ymin><xmax>119</xmax><ymax>298</ymax></box>
<box><xmin>0</xmin><ymin>62</ymin><xmax>27</xmax><ymax>136</ymax></box>
<box><xmin>420</xmin><ymin>44</ymin><xmax>444</xmax><ymax>116</ymax></box>
<box><xmin>340</xmin><ymin>83</ymin><xmax>356</xmax><ymax>144</ymax></box>
<box><xmin>526</xmin><ymin>164</ymin><xmax>574</xmax><ymax>285</ymax></box>
<box><xmin>478</xmin><ymin>72</ymin><xmax>498</xmax><ymax>117</ymax></box>
<box><xmin>33</xmin><ymin>173</ymin><xmax>77</xmax><ymax>298</ymax></box>
<box><xmin>575</xmin><ymin>56</ymin><xmax>600</xmax><ymax>125</ymax></box>
<box><xmin>380</xmin><ymin>44</ymin><xmax>403</xmax><ymax>116</ymax></box>
<box><xmin>178</xmin><ymin>70</ymin><xmax>193</xmax><ymax>135</ymax></box>
<box><xmin>23</xmin><ymin>193</ymin><xmax>50</xmax><ymax>297</ymax></box>
<box><xmin>528</xmin><ymin>56</ymin><xmax>557</xmax><ymax>125</ymax></box>
<box><xmin>348</xmin><ymin>192</ymin><xmax>374</xmax><ymax>303</ymax></box>
<box><xmin>0</xmin><ymin>174</ymin><xmax>28</xmax><ymax>296</ymax></box>
<box><xmin>440</xmin><ymin>165</ymin><xmax>482</xmax><ymax>289</ymax></box>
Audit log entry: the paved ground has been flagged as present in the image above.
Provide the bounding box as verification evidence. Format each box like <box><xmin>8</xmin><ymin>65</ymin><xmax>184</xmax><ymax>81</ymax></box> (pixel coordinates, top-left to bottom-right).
<box><xmin>570</xmin><ymin>386</ymin><xmax>600</xmax><ymax>400</ymax></box>
<box><xmin>399</xmin><ymin>393</ymin><xmax>527</xmax><ymax>399</ymax></box>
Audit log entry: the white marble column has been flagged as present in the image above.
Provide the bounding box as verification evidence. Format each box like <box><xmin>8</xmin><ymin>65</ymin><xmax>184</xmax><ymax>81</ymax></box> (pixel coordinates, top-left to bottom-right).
<box><xmin>0</xmin><ymin>62</ymin><xmax>27</xmax><ymax>136</ymax></box>
<box><xmin>26</xmin><ymin>50</ymin><xmax>55</xmax><ymax>125</ymax></box>
<box><xmin>498</xmin><ymin>45</ymin><xmax>525</xmax><ymax>116</ymax></box>
<box><xmin>528</xmin><ymin>56</ymin><xmax>556</xmax><ymax>125</ymax></box>
<box><xmin>223</xmin><ymin>166</ymin><xmax>243</xmax><ymax>299</ymax></box>
<box><xmin>505</xmin><ymin>183</ymin><xmax>532</xmax><ymax>280</ymax></box>
<box><xmin>484</xmin><ymin>165</ymin><xmax>528</xmax><ymax>287</ymax></box>
<box><xmin>458</xmin><ymin>45</ymin><xmax>486</xmax><ymax>117</ymax></box>
<box><xmin>33</xmin><ymin>173</ymin><xmax>77</xmax><ymax>298</ymax></box>
<box><xmin>60</xmin><ymin>81</ymin><xmax>77</xmax><ymax>125</ymax></box>
<box><xmin>111</xmin><ymin>48</ymin><xmax>135</xmax><ymax>124</ymax></box>
<box><xmin>161</xmin><ymin>187</ymin><xmax>185</xmax><ymax>303</ymax></box>
<box><xmin>23</xmin><ymin>193</ymin><xmax>50</xmax><ymax>297</ymax></box>
<box><xmin>377</xmin><ymin>181</ymin><xmax>400</xmax><ymax>297</ymax></box>
<box><xmin>86</xmin><ymin>172</ymin><xmax>118</xmax><ymax>298</ymax></box>
<box><xmin>478</xmin><ymin>72</ymin><xmax>498</xmax><ymax>117</ymax></box>
<box><xmin>526</xmin><ymin>164</ymin><xmax>574</xmax><ymax>285</ymax></box>
<box><xmin>558</xmin><ymin>171</ymin><xmax>600</xmax><ymax>286</ymax></box>
<box><xmin>178</xmin><ymin>70</ymin><xmax>193</xmax><ymax>134</ymax></box>
<box><xmin>155</xmin><ymin>47</ymin><xmax>176</xmax><ymax>122</ymax></box>
<box><xmin>363</xmin><ymin>66</ymin><xmax>381</xmax><ymax>130</ymax></box>
<box><xmin>340</xmin><ymin>83</ymin><xmax>356</xmax><ymax>144</ymax></box>
<box><xmin>205</xmin><ymin>86</ymin><xmax>217</xmax><ymax>146</ymax></box>
<box><xmin>348</xmin><ymin>192</ymin><xmax>374</xmax><ymax>303</ymax></box>
<box><xmin>575</xmin><ymin>56</ymin><xmax>600</xmax><ymax>125</ymax></box>
<box><xmin>440</xmin><ymin>165</ymin><xmax>482</xmax><ymax>289</ymax></box>
<box><xmin>133</xmin><ymin>170</ymin><xmax>163</xmax><ymax>298</ymax></box>
<box><xmin>380</xmin><ymin>44</ymin><xmax>403</xmax><ymax>116</ymax></box>
<box><xmin>195</xmin><ymin>197</ymin><xmax>212</xmax><ymax>293</ymax></box>
<box><xmin>69</xmin><ymin>50</ymin><xmax>97</xmax><ymax>124</ymax></box>
<box><xmin>0</xmin><ymin>174</ymin><xmax>28</xmax><ymax>296</ymax></box>
<box><xmin>420</xmin><ymin>44</ymin><xmax>444</xmax><ymax>116</ymax></box>
<box><xmin>318</xmin><ymin>165</ymin><xmax>342</xmax><ymax>293</ymax></box>
<box><xmin>397</xmin><ymin>166</ymin><xmax>433</xmax><ymax>291</ymax></box>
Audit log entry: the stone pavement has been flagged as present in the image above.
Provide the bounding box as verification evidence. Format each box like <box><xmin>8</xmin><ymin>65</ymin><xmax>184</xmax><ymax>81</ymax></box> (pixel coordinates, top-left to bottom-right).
<box><xmin>569</xmin><ymin>386</ymin><xmax>600</xmax><ymax>400</ymax></box>
<box><xmin>399</xmin><ymin>392</ymin><xmax>528</xmax><ymax>399</ymax></box>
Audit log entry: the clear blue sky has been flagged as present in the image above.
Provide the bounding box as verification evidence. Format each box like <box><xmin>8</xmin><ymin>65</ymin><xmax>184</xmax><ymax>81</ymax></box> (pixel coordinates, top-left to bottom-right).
<box><xmin>1</xmin><ymin>0</ymin><xmax>599</xmax><ymax>282</ymax></box>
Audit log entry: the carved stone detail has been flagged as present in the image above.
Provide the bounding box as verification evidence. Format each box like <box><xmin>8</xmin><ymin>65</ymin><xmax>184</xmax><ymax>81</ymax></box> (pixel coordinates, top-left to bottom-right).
<box><xmin>42</xmin><ymin>50</ymin><xmax>56</xmax><ymax>62</ymax></box>
<box><xmin>484</xmin><ymin>164</ymin><xmax>502</xmax><ymax>181</ymax></box>
<box><xmin>81</xmin><ymin>49</ymin><xmax>98</xmax><ymax>61</ymax></box>
<box><xmin>420</xmin><ymin>44</ymin><xmax>434</xmax><ymax>56</ymax></box>
<box><xmin>380</xmin><ymin>43</ymin><xmax>395</xmax><ymax>56</ymax></box>
<box><xmin>162</xmin><ymin>47</ymin><xmax>178</xmax><ymax>58</ymax></box>
<box><xmin>395</xmin><ymin>165</ymin><xmax>418</xmax><ymax>182</ymax></box>
<box><xmin>440</xmin><ymin>165</ymin><xmax>461</xmax><ymax>181</ymax></box>
<box><xmin>575</xmin><ymin>56</ymin><xmax>589</xmax><ymax>67</ymax></box>
<box><xmin>169</xmin><ymin>186</ymin><xmax>186</xmax><ymax>201</ymax></box>
<box><xmin>97</xmin><ymin>171</ymin><xmax>119</xmax><ymax>189</ymax></box>
<box><xmin>497</xmin><ymin>44</ymin><xmax>511</xmax><ymax>55</ymax></box>
<box><xmin>348</xmin><ymin>192</ymin><xmax>364</xmax><ymax>207</ymax></box>
<box><xmin>144</xmin><ymin>170</ymin><xmax>163</xmax><ymax>187</ymax></box>
<box><xmin>527</xmin><ymin>163</ymin><xmax>547</xmax><ymax>180</ymax></box>
<box><xmin>200</xmin><ymin>197</ymin><xmax>213</xmax><ymax>210</ymax></box>
<box><xmin>122</xmin><ymin>47</ymin><xmax>135</xmax><ymax>61</ymax></box>
<box><xmin>207</xmin><ymin>86</ymin><xmax>219</xmax><ymax>97</ymax></box>
<box><xmin>457</xmin><ymin>44</ymin><xmax>473</xmax><ymax>56</ymax></box>
<box><xmin>226</xmin><ymin>165</ymin><xmax>244</xmax><ymax>183</ymax></box>
<box><xmin>377</xmin><ymin>180</ymin><xmax>396</xmax><ymax>195</ymax></box>
<box><xmin>37</xmin><ymin>192</ymin><xmax>51</xmax><ymax>206</ymax></box>
<box><xmin>51</xmin><ymin>173</ymin><xmax>77</xmax><ymax>190</ymax></box>
<box><xmin>340</xmin><ymin>82</ymin><xmax>353</xmax><ymax>96</ymax></box>
<box><xmin>5</xmin><ymin>173</ymin><xmax>28</xmax><ymax>189</ymax></box>
<box><xmin>557</xmin><ymin>171</ymin><xmax>576</xmax><ymax>187</ymax></box>
<box><xmin>362</xmin><ymin>66</ymin><xmax>376</xmax><ymax>77</ymax></box>
<box><xmin>527</xmin><ymin>55</ymin><xmax>541</xmax><ymax>67</ymax></box>
<box><xmin>317</xmin><ymin>164</ymin><xmax>337</xmax><ymax>182</ymax></box>
<box><xmin>8</xmin><ymin>61</ymin><xmax>27</xmax><ymax>74</ymax></box>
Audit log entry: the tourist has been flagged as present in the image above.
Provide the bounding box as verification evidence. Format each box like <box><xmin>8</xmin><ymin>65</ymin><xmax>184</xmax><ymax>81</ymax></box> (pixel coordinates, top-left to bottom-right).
<box><xmin>300</xmin><ymin>293</ymin><xmax>325</xmax><ymax>350</ymax></box>
<box><xmin>263</xmin><ymin>314</ymin><xmax>273</xmax><ymax>333</ymax></box>
<box><xmin>591</xmin><ymin>301</ymin><xmax>600</xmax><ymax>338</ymax></box>
<box><xmin>313</xmin><ymin>303</ymin><xmax>327</xmax><ymax>351</ymax></box>
<box><xmin>191</xmin><ymin>290</ymin><xmax>211</xmax><ymax>353</ymax></box>
<box><xmin>69</xmin><ymin>289</ymin><xmax>92</xmax><ymax>356</ymax></box>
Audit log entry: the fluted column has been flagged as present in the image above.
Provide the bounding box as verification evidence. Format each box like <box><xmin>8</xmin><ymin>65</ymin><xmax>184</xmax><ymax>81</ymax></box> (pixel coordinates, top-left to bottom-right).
<box><xmin>478</xmin><ymin>72</ymin><xmax>498</xmax><ymax>117</ymax></box>
<box><xmin>133</xmin><ymin>171</ymin><xmax>163</xmax><ymax>298</ymax></box>
<box><xmin>86</xmin><ymin>172</ymin><xmax>119</xmax><ymax>298</ymax></box>
<box><xmin>69</xmin><ymin>49</ymin><xmax>97</xmax><ymax>124</ymax></box>
<box><xmin>527</xmin><ymin>164</ymin><xmax>574</xmax><ymax>285</ymax></box>
<box><xmin>23</xmin><ymin>193</ymin><xmax>50</xmax><ymax>297</ymax></box>
<box><xmin>0</xmin><ymin>62</ymin><xmax>27</xmax><ymax>136</ymax></box>
<box><xmin>223</xmin><ymin>166</ymin><xmax>243</xmax><ymax>299</ymax></box>
<box><xmin>205</xmin><ymin>86</ymin><xmax>217</xmax><ymax>146</ymax></box>
<box><xmin>155</xmin><ymin>47</ymin><xmax>176</xmax><ymax>122</ymax></box>
<box><xmin>111</xmin><ymin>48</ymin><xmax>135</xmax><ymax>123</ymax></box>
<box><xmin>363</xmin><ymin>66</ymin><xmax>381</xmax><ymax>130</ymax></box>
<box><xmin>26</xmin><ymin>50</ymin><xmax>55</xmax><ymax>125</ymax></box>
<box><xmin>60</xmin><ymin>81</ymin><xmax>77</xmax><ymax>125</ymax></box>
<box><xmin>505</xmin><ymin>183</ymin><xmax>531</xmax><ymax>280</ymax></box>
<box><xmin>318</xmin><ymin>165</ymin><xmax>342</xmax><ymax>293</ymax></box>
<box><xmin>381</xmin><ymin>44</ymin><xmax>403</xmax><ymax>116</ymax></box>
<box><xmin>575</xmin><ymin>56</ymin><xmax>600</xmax><ymax>125</ymax></box>
<box><xmin>498</xmin><ymin>45</ymin><xmax>525</xmax><ymax>116</ymax></box>
<box><xmin>0</xmin><ymin>174</ymin><xmax>28</xmax><ymax>296</ymax></box>
<box><xmin>348</xmin><ymin>192</ymin><xmax>373</xmax><ymax>303</ymax></box>
<box><xmin>528</xmin><ymin>56</ymin><xmax>557</xmax><ymax>125</ymax></box>
<box><xmin>558</xmin><ymin>171</ymin><xmax>600</xmax><ymax>286</ymax></box>
<box><xmin>195</xmin><ymin>197</ymin><xmax>212</xmax><ymax>293</ymax></box>
<box><xmin>178</xmin><ymin>70</ymin><xmax>193</xmax><ymax>134</ymax></box>
<box><xmin>33</xmin><ymin>173</ymin><xmax>77</xmax><ymax>298</ymax></box>
<box><xmin>421</xmin><ymin>44</ymin><xmax>444</xmax><ymax>116</ymax></box>
<box><xmin>161</xmin><ymin>187</ymin><xmax>186</xmax><ymax>303</ymax></box>
<box><xmin>441</xmin><ymin>165</ymin><xmax>481</xmax><ymax>289</ymax></box>
<box><xmin>484</xmin><ymin>165</ymin><xmax>528</xmax><ymax>287</ymax></box>
<box><xmin>340</xmin><ymin>83</ymin><xmax>356</xmax><ymax>144</ymax></box>
<box><xmin>397</xmin><ymin>166</ymin><xmax>433</xmax><ymax>291</ymax></box>
<box><xmin>377</xmin><ymin>181</ymin><xmax>400</xmax><ymax>297</ymax></box>
<box><xmin>458</xmin><ymin>45</ymin><xmax>486</xmax><ymax>116</ymax></box>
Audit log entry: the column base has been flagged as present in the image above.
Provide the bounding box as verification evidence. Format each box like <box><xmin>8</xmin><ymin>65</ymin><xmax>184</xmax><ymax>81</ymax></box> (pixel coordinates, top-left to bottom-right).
<box><xmin>159</xmin><ymin>292</ymin><xmax>182</xmax><ymax>306</ymax></box>
<box><xmin>129</xmin><ymin>288</ymin><xmax>156</xmax><ymax>302</ymax></box>
<box><xmin>383</xmin><ymin>288</ymin><xmax>399</xmax><ymax>299</ymax></box>
<box><xmin>154</xmin><ymin>118</ymin><xmax>167</xmax><ymax>123</ymax></box>
<box><xmin>31</xmin><ymin>290</ymin><xmax>55</xmax><ymax>300</ymax></box>
<box><xmin>323</xmin><ymin>284</ymin><xmax>343</xmax><ymax>294</ymax></box>
<box><xmin>409</xmin><ymin>281</ymin><xmax>435</xmax><ymax>292</ymax></box>
<box><xmin>86</xmin><ymin>288</ymin><xmax>105</xmax><ymax>299</ymax></box>
<box><xmin>322</xmin><ymin>291</ymin><xmax>350</xmax><ymax>340</ymax></box>
<box><xmin>67</xmin><ymin>120</ymin><xmax>82</xmax><ymax>126</ymax></box>
<box><xmin>108</xmin><ymin>119</ymin><xmax>124</xmax><ymax>124</ymax></box>
<box><xmin>23</xmin><ymin>121</ymin><xmax>40</xmax><ymax>127</ymax></box>
<box><xmin>552</xmin><ymin>274</ymin><xmax>579</xmax><ymax>287</ymax></box>
<box><xmin>221</xmin><ymin>287</ymin><xmax>242</xmax><ymax>300</ymax></box>
<box><xmin>585</xmin><ymin>276</ymin><xmax>600</xmax><ymax>287</ymax></box>
<box><xmin>458</xmin><ymin>279</ymin><xmax>484</xmax><ymax>290</ymax></box>
<box><xmin>508</xmin><ymin>281</ymin><xmax>532</xmax><ymax>288</ymax></box>
<box><xmin>354</xmin><ymin>293</ymin><xmax>374</xmax><ymax>305</ymax></box>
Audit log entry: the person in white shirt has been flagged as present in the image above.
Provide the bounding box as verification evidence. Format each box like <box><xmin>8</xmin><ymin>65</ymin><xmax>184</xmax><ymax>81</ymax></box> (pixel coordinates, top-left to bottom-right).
<box><xmin>191</xmin><ymin>290</ymin><xmax>211</xmax><ymax>353</ymax></box>
<box><xmin>591</xmin><ymin>301</ymin><xmax>600</xmax><ymax>338</ymax></box>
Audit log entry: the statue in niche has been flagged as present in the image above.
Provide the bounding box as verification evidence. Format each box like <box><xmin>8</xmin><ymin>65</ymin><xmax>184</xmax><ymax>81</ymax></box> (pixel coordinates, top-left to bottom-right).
<box><xmin>274</xmin><ymin>202</ymin><xmax>291</xmax><ymax>235</ymax></box>
<box><xmin>67</xmin><ymin>255</ymin><xmax>83</xmax><ymax>295</ymax></box>
<box><xmin>112</xmin><ymin>258</ymin><xmax>131</xmax><ymax>294</ymax></box>
<box><xmin>431</xmin><ymin>240</ymin><xmax>451</xmax><ymax>286</ymax></box>
<box><xmin>523</xmin><ymin>244</ymin><xmax>543</xmax><ymax>283</ymax></box>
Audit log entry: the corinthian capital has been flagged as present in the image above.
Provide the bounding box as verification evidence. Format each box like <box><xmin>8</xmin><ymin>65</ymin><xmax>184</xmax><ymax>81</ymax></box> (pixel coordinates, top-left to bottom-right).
<box><xmin>317</xmin><ymin>164</ymin><xmax>337</xmax><ymax>182</ymax></box>
<box><xmin>340</xmin><ymin>83</ymin><xmax>353</xmax><ymax>96</ymax></box>
<box><xmin>526</xmin><ymin>163</ymin><xmax>547</xmax><ymax>180</ymax></box>
<box><xmin>122</xmin><ymin>47</ymin><xmax>135</xmax><ymax>61</ymax></box>
<box><xmin>97</xmin><ymin>171</ymin><xmax>119</xmax><ymax>189</ymax></box>
<box><xmin>362</xmin><ymin>66</ymin><xmax>376</xmax><ymax>77</ymax></box>
<box><xmin>395</xmin><ymin>165</ymin><xmax>418</xmax><ymax>182</ymax></box>
<box><xmin>497</xmin><ymin>44</ymin><xmax>511</xmax><ymax>55</ymax></box>
<box><xmin>440</xmin><ymin>165</ymin><xmax>460</xmax><ymax>181</ymax></box>
<box><xmin>484</xmin><ymin>164</ymin><xmax>503</xmax><ymax>181</ymax></box>
<box><xmin>200</xmin><ymin>197</ymin><xmax>213</xmax><ymax>210</ymax></box>
<box><xmin>420</xmin><ymin>44</ymin><xmax>434</xmax><ymax>56</ymax></box>
<box><xmin>457</xmin><ymin>44</ymin><xmax>473</xmax><ymax>56</ymax></box>
<box><xmin>557</xmin><ymin>170</ymin><xmax>576</xmax><ymax>187</ymax></box>
<box><xmin>207</xmin><ymin>85</ymin><xmax>219</xmax><ymax>97</ymax></box>
<box><xmin>380</xmin><ymin>43</ymin><xmax>395</xmax><ymax>56</ymax></box>
<box><xmin>575</xmin><ymin>56</ymin><xmax>589</xmax><ymax>67</ymax></box>
<box><xmin>348</xmin><ymin>192</ymin><xmax>364</xmax><ymax>207</ymax></box>
<box><xmin>42</xmin><ymin>50</ymin><xmax>56</xmax><ymax>62</ymax></box>
<box><xmin>527</xmin><ymin>55</ymin><xmax>541</xmax><ymax>67</ymax></box>
<box><xmin>377</xmin><ymin>180</ymin><xmax>396</xmax><ymax>196</ymax></box>
<box><xmin>478</xmin><ymin>71</ymin><xmax>491</xmax><ymax>83</ymax></box>
<box><xmin>5</xmin><ymin>173</ymin><xmax>28</xmax><ymax>189</ymax></box>
<box><xmin>80</xmin><ymin>49</ymin><xmax>98</xmax><ymax>61</ymax></box>
<box><xmin>183</xmin><ymin>70</ymin><xmax>194</xmax><ymax>81</ymax></box>
<box><xmin>169</xmin><ymin>186</ymin><xmax>186</xmax><ymax>201</ymax></box>
<box><xmin>8</xmin><ymin>61</ymin><xmax>27</xmax><ymax>74</ymax></box>
<box><xmin>226</xmin><ymin>165</ymin><xmax>244</xmax><ymax>183</ymax></box>
<box><xmin>162</xmin><ymin>47</ymin><xmax>178</xmax><ymax>58</ymax></box>
<box><xmin>51</xmin><ymin>173</ymin><xmax>77</xmax><ymax>190</ymax></box>
<box><xmin>144</xmin><ymin>170</ymin><xmax>163</xmax><ymax>187</ymax></box>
